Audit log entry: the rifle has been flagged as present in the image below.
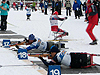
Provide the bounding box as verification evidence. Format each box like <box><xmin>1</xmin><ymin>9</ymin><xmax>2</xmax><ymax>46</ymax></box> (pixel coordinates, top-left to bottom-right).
<box><xmin>9</xmin><ymin>38</ymin><xmax>29</xmax><ymax>47</ymax></box>
<box><xmin>28</xmin><ymin>53</ymin><xmax>53</xmax><ymax>59</ymax></box>
<box><xmin>9</xmin><ymin>41</ymin><xmax>26</xmax><ymax>47</ymax></box>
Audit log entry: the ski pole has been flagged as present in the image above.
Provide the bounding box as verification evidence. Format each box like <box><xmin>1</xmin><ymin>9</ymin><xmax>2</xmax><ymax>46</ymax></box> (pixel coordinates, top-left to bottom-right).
<box><xmin>59</xmin><ymin>19</ymin><xmax>66</xmax><ymax>27</ymax></box>
<box><xmin>48</xmin><ymin>31</ymin><xmax>51</xmax><ymax>38</ymax></box>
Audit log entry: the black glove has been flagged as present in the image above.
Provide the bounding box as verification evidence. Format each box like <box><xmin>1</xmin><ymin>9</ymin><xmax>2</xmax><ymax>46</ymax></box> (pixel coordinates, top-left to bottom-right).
<box><xmin>65</xmin><ymin>17</ymin><xmax>67</xmax><ymax>19</ymax></box>
<box><xmin>38</xmin><ymin>57</ymin><xmax>43</xmax><ymax>60</ymax></box>
<box><xmin>15</xmin><ymin>45</ymin><xmax>19</xmax><ymax>49</ymax></box>
<box><xmin>18</xmin><ymin>41</ymin><xmax>21</xmax><ymax>44</ymax></box>
<box><xmin>24</xmin><ymin>38</ymin><xmax>29</xmax><ymax>43</ymax></box>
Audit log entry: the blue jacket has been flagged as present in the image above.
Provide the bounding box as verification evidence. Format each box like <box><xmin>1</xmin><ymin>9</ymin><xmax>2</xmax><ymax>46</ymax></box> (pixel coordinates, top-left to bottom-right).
<box><xmin>73</xmin><ymin>2</ymin><xmax>80</xmax><ymax>10</ymax></box>
<box><xmin>0</xmin><ymin>3</ymin><xmax>9</xmax><ymax>15</ymax></box>
<box><xmin>44</xmin><ymin>1</ymin><xmax>48</xmax><ymax>8</ymax></box>
<box><xmin>40</xmin><ymin>3</ymin><xmax>44</xmax><ymax>8</ymax></box>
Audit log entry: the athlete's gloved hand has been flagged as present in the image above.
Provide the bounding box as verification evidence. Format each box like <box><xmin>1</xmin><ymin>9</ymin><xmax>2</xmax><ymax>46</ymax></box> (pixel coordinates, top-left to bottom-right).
<box><xmin>18</xmin><ymin>41</ymin><xmax>21</xmax><ymax>44</ymax></box>
<box><xmin>24</xmin><ymin>38</ymin><xmax>29</xmax><ymax>43</ymax></box>
<box><xmin>38</xmin><ymin>57</ymin><xmax>43</xmax><ymax>60</ymax></box>
<box><xmin>65</xmin><ymin>17</ymin><xmax>67</xmax><ymax>19</ymax></box>
<box><xmin>15</xmin><ymin>45</ymin><xmax>19</xmax><ymax>49</ymax></box>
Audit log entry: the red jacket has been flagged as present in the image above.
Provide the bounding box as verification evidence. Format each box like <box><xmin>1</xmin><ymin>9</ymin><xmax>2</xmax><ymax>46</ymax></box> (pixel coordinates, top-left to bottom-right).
<box><xmin>13</xmin><ymin>2</ymin><xmax>16</xmax><ymax>6</ymax></box>
<box><xmin>86</xmin><ymin>4</ymin><xmax>98</xmax><ymax>25</ymax></box>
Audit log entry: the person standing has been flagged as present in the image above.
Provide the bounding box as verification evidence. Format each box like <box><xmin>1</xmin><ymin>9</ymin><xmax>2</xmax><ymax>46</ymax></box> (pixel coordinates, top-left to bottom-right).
<box><xmin>83</xmin><ymin>2</ymin><xmax>87</xmax><ymax>11</ymax></box>
<box><xmin>73</xmin><ymin>0</ymin><xmax>80</xmax><ymax>19</ymax></box>
<box><xmin>20</xmin><ymin>0</ymin><xmax>23</xmax><ymax>10</ymax></box>
<box><xmin>32</xmin><ymin>0</ymin><xmax>36</xmax><ymax>12</ymax></box>
<box><xmin>86</xmin><ymin>0</ymin><xmax>98</xmax><ymax>45</ymax></box>
<box><xmin>58</xmin><ymin>0</ymin><xmax>61</xmax><ymax>15</ymax></box>
<box><xmin>52</xmin><ymin>0</ymin><xmax>55</xmax><ymax>15</ymax></box>
<box><xmin>65</xmin><ymin>0</ymin><xmax>72</xmax><ymax>16</ymax></box>
<box><xmin>39</xmin><ymin>1</ymin><xmax>44</xmax><ymax>13</ymax></box>
<box><xmin>13</xmin><ymin>1</ymin><xmax>16</xmax><ymax>10</ymax></box>
<box><xmin>95</xmin><ymin>0</ymin><xmax>100</xmax><ymax>22</ymax></box>
<box><xmin>16</xmin><ymin>3</ymin><xmax>18</xmax><ymax>11</ymax></box>
<box><xmin>44</xmin><ymin>0</ymin><xmax>48</xmax><ymax>15</ymax></box>
<box><xmin>55</xmin><ymin>0</ymin><xmax>59</xmax><ymax>12</ymax></box>
<box><xmin>0</xmin><ymin>0</ymin><xmax>9</xmax><ymax>31</ymax></box>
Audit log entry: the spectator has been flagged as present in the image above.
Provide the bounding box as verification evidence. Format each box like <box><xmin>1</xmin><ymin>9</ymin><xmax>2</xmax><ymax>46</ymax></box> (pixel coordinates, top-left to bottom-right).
<box><xmin>83</xmin><ymin>1</ymin><xmax>88</xmax><ymax>22</ymax></box>
<box><xmin>83</xmin><ymin>2</ymin><xmax>87</xmax><ymax>11</ymax></box>
<box><xmin>73</xmin><ymin>0</ymin><xmax>80</xmax><ymax>19</ymax></box>
<box><xmin>44</xmin><ymin>0</ymin><xmax>48</xmax><ymax>15</ymax></box>
<box><xmin>52</xmin><ymin>0</ymin><xmax>55</xmax><ymax>14</ymax></box>
<box><xmin>65</xmin><ymin>0</ymin><xmax>72</xmax><ymax>16</ymax></box>
<box><xmin>76</xmin><ymin>0</ymin><xmax>83</xmax><ymax>16</ymax></box>
<box><xmin>95</xmin><ymin>0</ymin><xmax>100</xmax><ymax>22</ymax></box>
<box><xmin>55</xmin><ymin>0</ymin><xmax>59</xmax><ymax>12</ymax></box>
<box><xmin>0</xmin><ymin>0</ymin><xmax>9</xmax><ymax>31</ymax></box>
<box><xmin>58</xmin><ymin>0</ymin><xmax>61</xmax><ymax>15</ymax></box>
<box><xmin>20</xmin><ymin>0</ymin><xmax>23</xmax><ymax>10</ymax></box>
<box><xmin>13</xmin><ymin>1</ymin><xmax>16</xmax><ymax>10</ymax></box>
<box><xmin>16</xmin><ymin>3</ymin><xmax>18</xmax><ymax>11</ymax></box>
<box><xmin>39</xmin><ymin>1</ymin><xmax>44</xmax><ymax>13</ymax></box>
<box><xmin>79</xmin><ymin>1</ymin><xmax>84</xmax><ymax>16</ymax></box>
<box><xmin>32</xmin><ymin>0</ymin><xmax>36</xmax><ymax>12</ymax></box>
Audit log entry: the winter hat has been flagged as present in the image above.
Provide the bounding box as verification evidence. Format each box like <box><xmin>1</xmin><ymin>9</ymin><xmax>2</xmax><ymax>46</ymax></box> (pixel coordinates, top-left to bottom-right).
<box><xmin>28</xmin><ymin>34</ymin><xmax>35</xmax><ymax>40</ymax></box>
<box><xmin>53</xmin><ymin>11</ymin><xmax>58</xmax><ymax>15</ymax></box>
<box><xmin>49</xmin><ymin>45</ymin><xmax>60</xmax><ymax>53</ymax></box>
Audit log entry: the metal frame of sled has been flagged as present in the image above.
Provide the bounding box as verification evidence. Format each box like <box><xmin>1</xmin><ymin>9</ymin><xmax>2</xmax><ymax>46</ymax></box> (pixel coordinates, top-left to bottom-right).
<box><xmin>52</xmin><ymin>31</ymin><xmax>64</xmax><ymax>39</ymax></box>
<box><xmin>70</xmin><ymin>52</ymin><xmax>100</xmax><ymax>68</ymax></box>
<box><xmin>81</xmin><ymin>53</ymin><xmax>99</xmax><ymax>68</ymax></box>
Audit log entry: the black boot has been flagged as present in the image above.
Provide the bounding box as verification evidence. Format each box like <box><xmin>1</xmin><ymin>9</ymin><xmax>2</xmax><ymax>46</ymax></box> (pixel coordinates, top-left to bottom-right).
<box><xmin>89</xmin><ymin>40</ymin><xmax>97</xmax><ymax>45</ymax></box>
<box><xmin>63</xmin><ymin>32</ymin><xmax>69</xmax><ymax>36</ymax></box>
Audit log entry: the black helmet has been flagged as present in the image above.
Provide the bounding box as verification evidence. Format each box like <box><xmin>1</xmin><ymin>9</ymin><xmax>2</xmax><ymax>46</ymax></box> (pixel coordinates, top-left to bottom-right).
<box><xmin>49</xmin><ymin>45</ymin><xmax>60</xmax><ymax>53</ymax></box>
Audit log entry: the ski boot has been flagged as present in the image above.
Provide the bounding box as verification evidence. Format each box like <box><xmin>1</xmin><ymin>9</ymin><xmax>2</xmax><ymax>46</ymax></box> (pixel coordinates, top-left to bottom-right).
<box><xmin>1</xmin><ymin>21</ymin><xmax>7</xmax><ymax>31</ymax></box>
<box><xmin>89</xmin><ymin>39</ymin><xmax>97</xmax><ymax>45</ymax></box>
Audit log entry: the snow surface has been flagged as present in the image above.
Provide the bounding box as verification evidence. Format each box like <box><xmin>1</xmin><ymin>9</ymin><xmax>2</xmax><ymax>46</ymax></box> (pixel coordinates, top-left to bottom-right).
<box><xmin>0</xmin><ymin>7</ymin><xmax>100</xmax><ymax>75</ymax></box>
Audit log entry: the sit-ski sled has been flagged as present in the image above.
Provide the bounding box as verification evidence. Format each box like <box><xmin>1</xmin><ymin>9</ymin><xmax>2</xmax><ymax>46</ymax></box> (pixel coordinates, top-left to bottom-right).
<box><xmin>70</xmin><ymin>52</ymin><xmax>100</xmax><ymax>68</ymax></box>
<box><xmin>17</xmin><ymin>49</ymin><xmax>100</xmax><ymax>69</ymax></box>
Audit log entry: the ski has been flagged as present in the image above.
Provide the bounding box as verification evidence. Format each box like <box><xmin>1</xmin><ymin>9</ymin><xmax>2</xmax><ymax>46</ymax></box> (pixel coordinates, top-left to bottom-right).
<box><xmin>47</xmin><ymin>39</ymin><xmax>84</xmax><ymax>42</ymax></box>
<box><xmin>0</xmin><ymin>64</ymin><xmax>34</xmax><ymax>68</ymax></box>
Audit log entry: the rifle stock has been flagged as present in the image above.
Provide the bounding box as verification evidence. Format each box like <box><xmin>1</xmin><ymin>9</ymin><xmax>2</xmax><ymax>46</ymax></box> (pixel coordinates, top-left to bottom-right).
<box><xmin>9</xmin><ymin>41</ymin><xmax>26</xmax><ymax>47</ymax></box>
